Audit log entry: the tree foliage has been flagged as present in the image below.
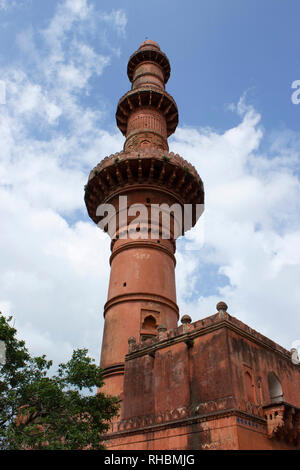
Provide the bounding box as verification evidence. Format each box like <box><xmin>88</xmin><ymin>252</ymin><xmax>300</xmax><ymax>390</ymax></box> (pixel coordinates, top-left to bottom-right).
<box><xmin>0</xmin><ymin>313</ymin><xmax>119</xmax><ymax>450</ymax></box>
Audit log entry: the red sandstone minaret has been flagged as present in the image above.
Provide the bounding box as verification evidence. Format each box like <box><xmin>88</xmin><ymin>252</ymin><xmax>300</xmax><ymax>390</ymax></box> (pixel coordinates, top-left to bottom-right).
<box><xmin>84</xmin><ymin>40</ymin><xmax>204</xmax><ymax>400</ymax></box>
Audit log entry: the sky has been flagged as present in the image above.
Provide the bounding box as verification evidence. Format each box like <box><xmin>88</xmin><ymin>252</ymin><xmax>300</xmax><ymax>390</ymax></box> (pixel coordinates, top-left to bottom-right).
<box><xmin>0</xmin><ymin>0</ymin><xmax>300</xmax><ymax>367</ymax></box>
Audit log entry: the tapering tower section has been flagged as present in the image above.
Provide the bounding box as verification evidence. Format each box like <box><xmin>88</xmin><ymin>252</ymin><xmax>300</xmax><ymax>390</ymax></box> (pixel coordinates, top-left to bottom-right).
<box><xmin>84</xmin><ymin>40</ymin><xmax>204</xmax><ymax>402</ymax></box>
<box><xmin>117</xmin><ymin>39</ymin><xmax>176</xmax><ymax>152</ymax></box>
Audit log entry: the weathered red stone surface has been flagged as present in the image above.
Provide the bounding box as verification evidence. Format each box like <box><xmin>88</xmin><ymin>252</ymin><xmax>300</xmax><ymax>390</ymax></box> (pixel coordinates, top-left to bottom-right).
<box><xmin>85</xmin><ymin>41</ymin><xmax>300</xmax><ymax>449</ymax></box>
<box><xmin>85</xmin><ymin>39</ymin><xmax>204</xmax><ymax>401</ymax></box>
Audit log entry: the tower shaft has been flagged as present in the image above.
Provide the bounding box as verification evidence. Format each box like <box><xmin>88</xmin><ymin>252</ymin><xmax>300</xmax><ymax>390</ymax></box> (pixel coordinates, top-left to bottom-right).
<box><xmin>85</xmin><ymin>40</ymin><xmax>204</xmax><ymax>403</ymax></box>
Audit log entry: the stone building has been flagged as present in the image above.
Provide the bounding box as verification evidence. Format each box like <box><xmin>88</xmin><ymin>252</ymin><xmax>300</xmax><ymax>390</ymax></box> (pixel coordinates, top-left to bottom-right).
<box><xmin>84</xmin><ymin>40</ymin><xmax>300</xmax><ymax>450</ymax></box>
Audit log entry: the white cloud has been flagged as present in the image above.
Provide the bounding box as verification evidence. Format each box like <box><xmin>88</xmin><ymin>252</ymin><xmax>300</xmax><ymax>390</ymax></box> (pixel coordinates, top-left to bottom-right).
<box><xmin>101</xmin><ymin>10</ymin><xmax>127</xmax><ymax>36</ymax></box>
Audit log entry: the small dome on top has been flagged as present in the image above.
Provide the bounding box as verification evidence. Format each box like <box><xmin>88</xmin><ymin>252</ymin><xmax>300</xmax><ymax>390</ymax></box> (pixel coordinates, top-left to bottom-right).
<box><xmin>139</xmin><ymin>39</ymin><xmax>161</xmax><ymax>50</ymax></box>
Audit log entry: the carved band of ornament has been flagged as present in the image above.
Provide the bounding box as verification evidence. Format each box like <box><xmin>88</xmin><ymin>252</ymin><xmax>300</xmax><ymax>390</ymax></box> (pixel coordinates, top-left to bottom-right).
<box><xmin>124</xmin><ymin>133</ymin><xmax>168</xmax><ymax>153</ymax></box>
<box><xmin>237</xmin><ymin>399</ymin><xmax>264</xmax><ymax>417</ymax></box>
<box><xmin>127</xmin><ymin>114</ymin><xmax>167</xmax><ymax>136</ymax></box>
<box><xmin>85</xmin><ymin>150</ymin><xmax>201</xmax><ymax>189</ymax></box>
<box><xmin>115</xmin><ymin>398</ymin><xmax>242</xmax><ymax>433</ymax></box>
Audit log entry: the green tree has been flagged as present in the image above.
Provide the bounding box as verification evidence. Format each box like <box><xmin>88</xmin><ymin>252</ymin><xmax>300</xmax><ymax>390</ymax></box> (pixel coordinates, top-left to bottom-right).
<box><xmin>0</xmin><ymin>313</ymin><xmax>119</xmax><ymax>450</ymax></box>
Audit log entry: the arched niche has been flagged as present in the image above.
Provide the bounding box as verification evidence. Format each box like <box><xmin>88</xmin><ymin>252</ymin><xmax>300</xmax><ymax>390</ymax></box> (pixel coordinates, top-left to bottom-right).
<box><xmin>268</xmin><ymin>372</ymin><xmax>284</xmax><ymax>403</ymax></box>
<box><xmin>142</xmin><ymin>315</ymin><xmax>157</xmax><ymax>332</ymax></box>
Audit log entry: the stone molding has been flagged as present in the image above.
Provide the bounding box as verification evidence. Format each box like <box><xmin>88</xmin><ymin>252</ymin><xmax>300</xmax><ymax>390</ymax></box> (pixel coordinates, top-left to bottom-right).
<box><xmin>103</xmin><ymin>292</ymin><xmax>180</xmax><ymax>318</ymax></box>
<box><xmin>102</xmin><ymin>362</ymin><xmax>125</xmax><ymax>378</ymax></box>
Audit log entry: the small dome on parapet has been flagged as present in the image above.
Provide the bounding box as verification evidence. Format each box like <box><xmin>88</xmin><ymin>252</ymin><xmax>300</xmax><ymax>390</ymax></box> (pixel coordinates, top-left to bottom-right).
<box><xmin>128</xmin><ymin>336</ymin><xmax>136</xmax><ymax>344</ymax></box>
<box><xmin>181</xmin><ymin>314</ymin><xmax>192</xmax><ymax>325</ymax></box>
<box><xmin>139</xmin><ymin>39</ymin><xmax>161</xmax><ymax>50</ymax></box>
<box><xmin>216</xmin><ymin>301</ymin><xmax>228</xmax><ymax>313</ymax></box>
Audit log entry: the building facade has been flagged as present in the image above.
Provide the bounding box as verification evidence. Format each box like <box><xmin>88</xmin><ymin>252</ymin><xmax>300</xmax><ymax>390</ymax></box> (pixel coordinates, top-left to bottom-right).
<box><xmin>84</xmin><ymin>40</ymin><xmax>300</xmax><ymax>450</ymax></box>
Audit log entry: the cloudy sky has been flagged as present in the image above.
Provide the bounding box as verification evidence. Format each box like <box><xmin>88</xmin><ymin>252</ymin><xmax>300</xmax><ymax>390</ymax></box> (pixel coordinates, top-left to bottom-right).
<box><xmin>0</xmin><ymin>0</ymin><xmax>299</xmax><ymax>367</ymax></box>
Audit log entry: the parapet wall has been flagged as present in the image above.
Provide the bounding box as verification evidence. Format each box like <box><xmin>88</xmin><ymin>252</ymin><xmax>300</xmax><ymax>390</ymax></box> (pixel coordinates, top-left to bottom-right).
<box><xmin>126</xmin><ymin>309</ymin><xmax>292</xmax><ymax>360</ymax></box>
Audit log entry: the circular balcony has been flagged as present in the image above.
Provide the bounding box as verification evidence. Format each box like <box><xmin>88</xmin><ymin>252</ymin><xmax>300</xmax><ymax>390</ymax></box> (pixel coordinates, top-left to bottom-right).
<box><xmin>116</xmin><ymin>87</ymin><xmax>178</xmax><ymax>137</ymax></box>
<box><xmin>127</xmin><ymin>45</ymin><xmax>170</xmax><ymax>84</ymax></box>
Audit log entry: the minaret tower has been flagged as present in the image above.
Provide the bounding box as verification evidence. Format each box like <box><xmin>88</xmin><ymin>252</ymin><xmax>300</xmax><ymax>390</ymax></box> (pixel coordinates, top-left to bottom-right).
<box><xmin>84</xmin><ymin>40</ymin><xmax>204</xmax><ymax>400</ymax></box>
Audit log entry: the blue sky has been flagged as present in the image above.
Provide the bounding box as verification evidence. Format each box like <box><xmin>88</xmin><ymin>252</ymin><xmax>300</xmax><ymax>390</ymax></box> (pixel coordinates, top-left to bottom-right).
<box><xmin>2</xmin><ymin>0</ymin><xmax>299</xmax><ymax>132</ymax></box>
<box><xmin>0</xmin><ymin>0</ymin><xmax>299</xmax><ymax>365</ymax></box>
